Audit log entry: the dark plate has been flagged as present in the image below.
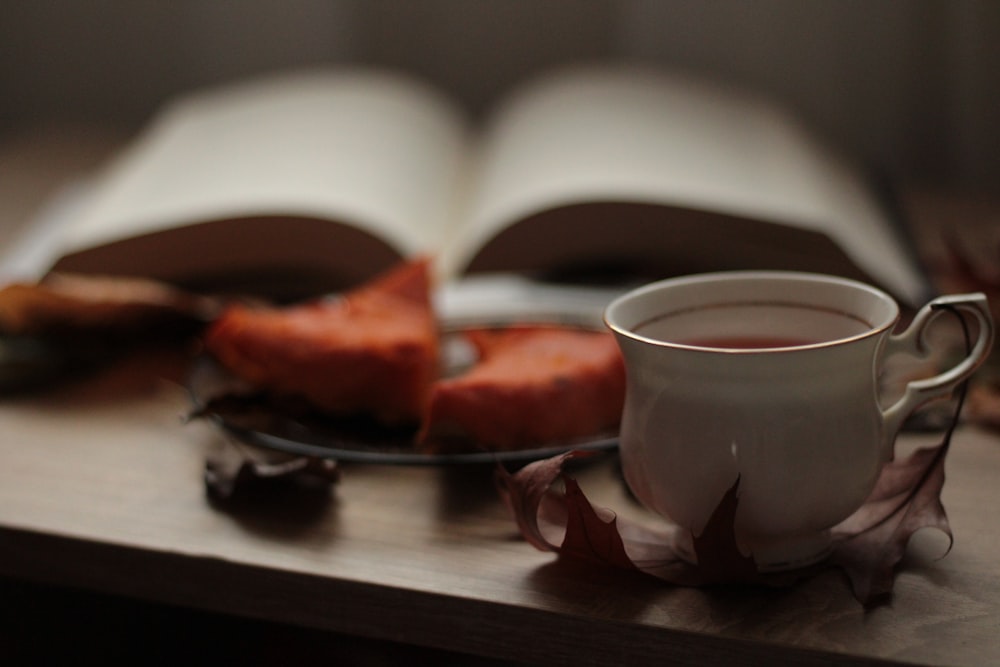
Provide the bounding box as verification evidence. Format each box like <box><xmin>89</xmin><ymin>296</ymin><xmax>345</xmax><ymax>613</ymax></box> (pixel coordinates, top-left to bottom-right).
<box><xmin>187</xmin><ymin>321</ymin><xmax>620</xmax><ymax>466</ymax></box>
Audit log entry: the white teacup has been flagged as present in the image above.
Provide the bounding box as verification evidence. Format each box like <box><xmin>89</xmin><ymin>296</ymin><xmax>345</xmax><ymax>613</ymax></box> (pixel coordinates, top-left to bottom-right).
<box><xmin>604</xmin><ymin>271</ymin><xmax>994</xmax><ymax>572</ymax></box>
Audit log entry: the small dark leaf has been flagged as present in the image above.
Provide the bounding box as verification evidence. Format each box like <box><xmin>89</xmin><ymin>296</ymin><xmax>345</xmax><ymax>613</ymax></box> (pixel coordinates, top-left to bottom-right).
<box><xmin>559</xmin><ymin>476</ymin><xmax>637</xmax><ymax>570</ymax></box>
<box><xmin>691</xmin><ymin>477</ymin><xmax>758</xmax><ymax>583</ymax></box>
<box><xmin>205</xmin><ymin>441</ymin><xmax>340</xmax><ymax>502</ymax></box>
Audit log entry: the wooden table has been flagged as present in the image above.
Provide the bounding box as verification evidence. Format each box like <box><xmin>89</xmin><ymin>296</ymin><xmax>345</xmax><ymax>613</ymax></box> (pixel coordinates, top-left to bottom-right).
<box><xmin>2</xmin><ymin>126</ymin><xmax>999</xmax><ymax>666</ymax></box>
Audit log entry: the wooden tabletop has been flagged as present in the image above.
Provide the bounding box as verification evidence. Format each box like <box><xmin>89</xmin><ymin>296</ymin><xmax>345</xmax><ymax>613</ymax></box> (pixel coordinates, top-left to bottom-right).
<box><xmin>1</xmin><ymin>126</ymin><xmax>999</xmax><ymax>666</ymax></box>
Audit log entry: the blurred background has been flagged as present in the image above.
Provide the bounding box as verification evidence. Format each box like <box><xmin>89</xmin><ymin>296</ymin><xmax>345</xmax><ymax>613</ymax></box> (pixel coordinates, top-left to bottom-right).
<box><xmin>1</xmin><ymin>0</ymin><xmax>998</xmax><ymax>191</ymax></box>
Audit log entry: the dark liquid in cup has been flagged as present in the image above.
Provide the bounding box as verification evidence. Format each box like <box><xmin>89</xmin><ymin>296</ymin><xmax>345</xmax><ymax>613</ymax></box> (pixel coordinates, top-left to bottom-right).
<box><xmin>634</xmin><ymin>305</ymin><xmax>869</xmax><ymax>349</ymax></box>
<box><xmin>682</xmin><ymin>336</ymin><xmax>817</xmax><ymax>349</ymax></box>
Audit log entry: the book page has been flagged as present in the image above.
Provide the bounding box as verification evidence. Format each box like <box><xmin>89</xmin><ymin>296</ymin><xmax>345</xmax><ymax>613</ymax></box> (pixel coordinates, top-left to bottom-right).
<box><xmin>445</xmin><ymin>64</ymin><xmax>926</xmax><ymax>305</ymax></box>
<box><xmin>58</xmin><ymin>68</ymin><xmax>470</xmax><ymax>283</ymax></box>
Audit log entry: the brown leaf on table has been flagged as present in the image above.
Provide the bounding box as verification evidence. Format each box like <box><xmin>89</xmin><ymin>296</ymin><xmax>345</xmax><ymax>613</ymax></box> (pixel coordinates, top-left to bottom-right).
<box><xmin>500</xmin><ymin>415</ymin><xmax>961</xmax><ymax>605</ymax></box>
<box><xmin>498</xmin><ymin>451</ymin><xmax>736</xmax><ymax>586</ymax></box>
<box><xmin>204</xmin><ymin>439</ymin><xmax>340</xmax><ymax>502</ymax></box>
<box><xmin>496</xmin><ymin>451</ymin><xmax>641</xmax><ymax>570</ymax></box>
<box><xmin>495</xmin><ymin>451</ymin><xmax>577</xmax><ymax>554</ymax></box>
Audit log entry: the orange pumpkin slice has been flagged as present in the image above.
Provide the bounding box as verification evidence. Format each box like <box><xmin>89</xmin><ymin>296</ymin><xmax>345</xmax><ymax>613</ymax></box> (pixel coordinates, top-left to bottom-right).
<box><xmin>418</xmin><ymin>325</ymin><xmax>625</xmax><ymax>452</ymax></box>
<box><xmin>203</xmin><ymin>258</ymin><xmax>438</xmax><ymax>425</ymax></box>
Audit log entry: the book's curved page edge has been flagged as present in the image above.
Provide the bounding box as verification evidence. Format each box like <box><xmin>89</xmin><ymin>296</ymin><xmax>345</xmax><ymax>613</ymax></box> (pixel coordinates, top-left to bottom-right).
<box><xmin>460</xmin><ymin>201</ymin><xmax>915</xmax><ymax>304</ymax></box>
<box><xmin>52</xmin><ymin>215</ymin><xmax>404</xmax><ymax>299</ymax></box>
<box><xmin>57</xmin><ymin>67</ymin><xmax>470</xmax><ymax>278</ymax></box>
<box><xmin>448</xmin><ymin>63</ymin><xmax>926</xmax><ymax>306</ymax></box>
<box><xmin>865</xmin><ymin>168</ymin><xmax>936</xmax><ymax>304</ymax></box>
<box><xmin>0</xmin><ymin>180</ymin><xmax>97</xmax><ymax>284</ymax></box>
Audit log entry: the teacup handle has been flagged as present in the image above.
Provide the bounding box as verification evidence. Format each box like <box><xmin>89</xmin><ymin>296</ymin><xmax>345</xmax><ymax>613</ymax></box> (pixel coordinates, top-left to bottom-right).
<box><xmin>881</xmin><ymin>293</ymin><xmax>994</xmax><ymax>454</ymax></box>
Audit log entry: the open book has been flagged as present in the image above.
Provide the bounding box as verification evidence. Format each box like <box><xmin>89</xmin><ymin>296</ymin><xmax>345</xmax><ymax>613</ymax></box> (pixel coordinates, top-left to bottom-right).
<box><xmin>30</xmin><ymin>63</ymin><xmax>929</xmax><ymax>305</ymax></box>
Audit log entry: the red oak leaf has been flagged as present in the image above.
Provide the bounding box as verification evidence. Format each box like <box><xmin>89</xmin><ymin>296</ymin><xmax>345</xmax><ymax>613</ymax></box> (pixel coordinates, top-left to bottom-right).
<box><xmin>499</xmin><ymin>305</ymin><xmax>972</xmax><ymax>605</ymax></box>
<box><xmin>497</xmin><ymin>451</ymin><xmax>746</xmax><ymax>585</ymax></box>
<box><xmin>500</xmin><ymin>402</ymin><xmax>963</xmax><ymax>606</ymax></box>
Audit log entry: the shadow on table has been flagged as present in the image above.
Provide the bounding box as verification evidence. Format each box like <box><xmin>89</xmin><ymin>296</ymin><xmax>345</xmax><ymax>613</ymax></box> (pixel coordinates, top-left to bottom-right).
<box><xmin>0</xmin><ymin>575</ymin><xmax>522</xmax><ymax>666</ymax></box>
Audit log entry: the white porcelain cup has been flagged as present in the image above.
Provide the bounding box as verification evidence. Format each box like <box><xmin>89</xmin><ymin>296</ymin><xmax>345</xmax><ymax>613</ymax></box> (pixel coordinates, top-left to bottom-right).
<box><xmin>604</xmin><ymin>271</ymin><xmax>994</xmax><ymax>571</ymax></box>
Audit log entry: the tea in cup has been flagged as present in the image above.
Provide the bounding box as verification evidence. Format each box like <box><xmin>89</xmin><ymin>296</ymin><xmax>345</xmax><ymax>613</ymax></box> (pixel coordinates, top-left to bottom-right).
<box><xmin>604</xmin><ymin>271</ymin><xmax>994</xmax><ymax>571</ymax></box>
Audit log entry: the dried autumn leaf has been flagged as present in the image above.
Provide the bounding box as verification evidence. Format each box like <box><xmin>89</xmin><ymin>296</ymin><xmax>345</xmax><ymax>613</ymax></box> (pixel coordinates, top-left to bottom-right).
<box><xmin>501</xmin><ymin>409</ymin><xmax>963</xmax><ymax>605</ymax></box>
<box><xmin>204</xmin><ymin>439</ymin><xmax>340</xmax><ymax>501</ymax></box>
<box><xmin>830</xmin><ymin>442</ymin><xmax>951</xmax><ymax>605</ymax></box>
<box><xmin>690</xmin><ymin>477</ymin><xmax>759</xmax><ymax>584</ymax></box>
<box><xmin>498</xmin><ymin>450</ymin><xmax>724</xmax><ymax>586</ymax></box>
<box><xmin>558</xmin><ymin>476</ymin><xmax>637</xmax><ymax>570</ymax></box>
<box><xmin>500</xmin><ymin>439</ymin><xmax>959</xmax><ymax>605</ymax></box>
<box><xmin>833</xmin><ymin>303</ymin><xmax>975</xmax><ymax>604</ymax></box>
<box><xmin>495</xmin><ymin>451</ymin><xmax>577</xmax><ymax>553</ymax></box>
<box><xmin>830</xmin><ymin>313</ymin><xmax>966</xmax><ymax>604</ymax></box>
